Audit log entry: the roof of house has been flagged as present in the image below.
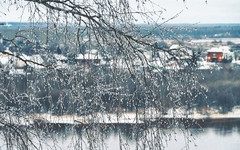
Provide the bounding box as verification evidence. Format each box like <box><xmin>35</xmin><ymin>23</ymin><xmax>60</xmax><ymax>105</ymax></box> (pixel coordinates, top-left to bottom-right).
<box><xmin>75</xmin><ymin>49</ymin><xmax>102</xmax><ymax>60</ymax></box>
<box><xmin>207</xmin><ymin>46</ymin><xmax>231</xmax><ymax>53</ymax></box>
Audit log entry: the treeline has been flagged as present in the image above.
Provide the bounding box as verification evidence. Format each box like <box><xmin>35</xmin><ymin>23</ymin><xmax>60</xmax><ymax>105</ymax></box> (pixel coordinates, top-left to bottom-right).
<box><xmin>1</xmin><ymin>62</ymin><xmax>239</xmax><ymax>115</ymax></box>
<box><xmin>140</xmin><ymin>24</ymin><xmax>240</xmax><ymax>39</ymax></box>
<box><xmin>196</xmin><ymin>66</ymin><xmax>240</xmax><ymax>113</ymax></box>
<box><xmin>171</xmin><ymin>25</ymin><xmax>240</xmax><ymax>39</ymax></box>
<box><xmin>0</xmin><ymin>65</ymin><xmax>202</xmax><ymax>116</ymax></box>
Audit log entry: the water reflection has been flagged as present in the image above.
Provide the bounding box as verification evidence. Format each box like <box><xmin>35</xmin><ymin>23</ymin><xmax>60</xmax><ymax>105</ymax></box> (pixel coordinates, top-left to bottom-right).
<box><xmin>0</xmin><ymin>120</ymin><xmax>240</xmax><ymax>150</ymax></box>
<box><xmin>193</xmin><ymin>119</ymin><xmax>240</xmax><ymax>136</ymax></box>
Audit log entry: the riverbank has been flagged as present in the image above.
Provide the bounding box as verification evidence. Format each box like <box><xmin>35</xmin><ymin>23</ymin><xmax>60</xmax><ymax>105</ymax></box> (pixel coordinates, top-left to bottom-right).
<box><xmin>2</xmin><ymin>109</ymin><xmax>239</xmax><ymax>127</ymax></box>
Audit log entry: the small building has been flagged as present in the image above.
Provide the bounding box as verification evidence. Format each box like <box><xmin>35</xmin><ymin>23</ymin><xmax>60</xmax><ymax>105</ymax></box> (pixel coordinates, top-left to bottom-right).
<box><xmin>75</xmin><ymin>49</ymin><xmax>102</xmax><ymax>66</ymax></box>
<box><xmin>206</xmin><ymin>46</ymin><xmax>234</xmax><ymax>63</ymax></box>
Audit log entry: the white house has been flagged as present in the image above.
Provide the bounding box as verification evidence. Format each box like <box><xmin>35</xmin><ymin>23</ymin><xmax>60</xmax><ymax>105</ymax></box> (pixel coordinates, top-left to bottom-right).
<box><xmin>75</xmin><ymin>49</ymin><xmax>103</xmax><ymax>66</ymax></box>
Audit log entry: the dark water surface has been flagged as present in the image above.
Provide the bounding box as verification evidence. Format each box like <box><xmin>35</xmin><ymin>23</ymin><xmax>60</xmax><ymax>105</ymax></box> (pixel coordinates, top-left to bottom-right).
<box><xmin>1</xmin><ymin>121</ymin><xmax>239</xmax><ymax>150</ymax></box>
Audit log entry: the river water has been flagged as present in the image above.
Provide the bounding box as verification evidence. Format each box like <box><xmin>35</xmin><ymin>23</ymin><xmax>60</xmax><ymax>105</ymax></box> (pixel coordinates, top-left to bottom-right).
<box><xmin>0</xmin><ymin>121</ymin><xmax>240</xmax><ymax>150</ymax></box>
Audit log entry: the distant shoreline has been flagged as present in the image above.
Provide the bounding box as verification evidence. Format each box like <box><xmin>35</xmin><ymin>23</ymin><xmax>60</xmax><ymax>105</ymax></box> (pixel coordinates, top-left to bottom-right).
<box><xmin>1</xmin><ymin>22</ymin><xmax>240</xmax><ymax>26</ymax></box>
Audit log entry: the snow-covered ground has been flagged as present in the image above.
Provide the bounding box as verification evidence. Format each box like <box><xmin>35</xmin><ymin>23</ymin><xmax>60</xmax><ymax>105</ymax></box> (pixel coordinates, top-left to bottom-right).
<box><xmin>2</xmin><ymin>107</ymin><xmax>240</xmax><ymax>126</ymax></box>
<box><xmin>191</xmin><ymin>38</ymin><xmax>240</xmax><ymax>44</ymax></box>
<box><xmin>32</xmin><ymin>112</ymin><xmax>143</xmax><ymax>124</ymax></box>
<box><xmin>197</xmin><ymin>61</ymin><xmax>223</xmax><ymax>70</ymax></box>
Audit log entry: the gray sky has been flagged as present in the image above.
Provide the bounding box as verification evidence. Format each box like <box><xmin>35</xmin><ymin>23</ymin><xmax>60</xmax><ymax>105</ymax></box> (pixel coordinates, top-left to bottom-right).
<box><xmin>157</xmin><ymin>0</ymin><xmax>240</xmax><ymax>24</ymax></box>
<box><xmin>1</xmin><ymin>0</ymin><xmax>240</xmax><ymax>24</ymax></box>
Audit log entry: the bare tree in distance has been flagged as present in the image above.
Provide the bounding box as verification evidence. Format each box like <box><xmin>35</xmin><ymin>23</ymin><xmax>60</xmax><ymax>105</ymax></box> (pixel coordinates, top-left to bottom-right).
<box><xmin>0</xmin><ymin>0</ymin><xmax>206</xmax><ymax>149</ymax></box>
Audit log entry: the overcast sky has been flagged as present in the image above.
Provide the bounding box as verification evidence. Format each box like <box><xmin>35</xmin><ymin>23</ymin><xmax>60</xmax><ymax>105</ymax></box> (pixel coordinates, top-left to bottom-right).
<box><xmin>156</xmin><ymin>0</ymin><xmax>240</xmax><ymax>24</ymax></box>
<box><xmin>1</xmin><ymin>0</ymin><xmax>240</xmax><ymax>24</ymax></box>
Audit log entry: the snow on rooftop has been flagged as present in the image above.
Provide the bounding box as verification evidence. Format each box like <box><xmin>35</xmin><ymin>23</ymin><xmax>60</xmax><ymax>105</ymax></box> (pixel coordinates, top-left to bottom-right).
<box><xmin>207</xmin><ymin>48</ymin><xmax>223</xmax><ymax>53</ymax></box>
<box><xmin>170</xmin><ymin>44</ymin><xmax>181</xmax><ymax>50</ymax></box>
<box><xmin>54</xmin><ymin>54</ymin><xmax>67</xmax><ymax>60</ymax></box>
<box><xmin>207</xmin><ymin>46</ymin><xmax>231</xmax><ymax>53</ymax></box>
<box><xmin>76</xmin><ymin>52</ymin><xmax>102</xmax><ymax>60</ymax></box>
